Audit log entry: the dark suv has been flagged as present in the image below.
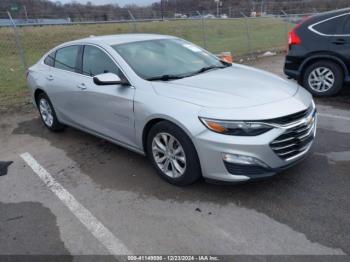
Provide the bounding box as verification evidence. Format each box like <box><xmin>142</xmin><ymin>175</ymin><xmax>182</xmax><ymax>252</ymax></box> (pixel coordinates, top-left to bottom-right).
<box><xmin>284</xmin><ymin>8</ymin><xmax>350</xmax><ymax>96</ymax></box>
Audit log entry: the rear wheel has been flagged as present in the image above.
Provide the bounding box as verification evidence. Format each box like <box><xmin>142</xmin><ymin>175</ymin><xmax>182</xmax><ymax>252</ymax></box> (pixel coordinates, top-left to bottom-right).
<box><xmin>302</xmin><ymin>60</ymin><xmax>343</xmax><ymax>96</ymax></box>
<box><xmin>147</xmin><ymin>121</ymin><xmax>201</xmax><ymax>186</ymax></box>
<box><xmin>37</xmin><ymin>93</ymin><xmax>64</xmax><ymax>132</ymax></box>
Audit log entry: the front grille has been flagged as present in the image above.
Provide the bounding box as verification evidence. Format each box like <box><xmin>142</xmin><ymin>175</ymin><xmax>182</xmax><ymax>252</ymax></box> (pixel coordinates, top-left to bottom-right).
<box><xmin>270</xmin><ymin>110</ymin><xmax>316</xmax><ymax>160</ymax></box>
<box><xmin>265</xmin><ymin>107</ymin><xmax>312</xmax><ymax>125</ymax></box>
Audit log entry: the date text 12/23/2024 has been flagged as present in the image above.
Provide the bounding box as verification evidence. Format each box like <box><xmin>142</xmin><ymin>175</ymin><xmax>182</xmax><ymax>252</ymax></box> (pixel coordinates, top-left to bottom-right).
<box><xmin>127</xmin><ymin>256</ymin><xmax>220</xmax><ymax>261</ymax></box>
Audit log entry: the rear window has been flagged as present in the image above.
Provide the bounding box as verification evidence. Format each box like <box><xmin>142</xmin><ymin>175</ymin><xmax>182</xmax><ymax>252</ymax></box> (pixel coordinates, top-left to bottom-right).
<box><xmin>44</xmin><ymin>51</ymin><xmax>55</xmax><ymax>67</ymax></box>
<box><xmin>342</xmin><ymin>15</ymin><xmax>350</xmax><ymax>34</ymax></box>
<box><xmin>55</xmin><ymin>45</ymin><xmax>80</xmax><ymax>73</ymax></box>
<box><xmin>313</xmin><ymin>15</ymin><xmax>346</xmax><ymax>35</ymax></box>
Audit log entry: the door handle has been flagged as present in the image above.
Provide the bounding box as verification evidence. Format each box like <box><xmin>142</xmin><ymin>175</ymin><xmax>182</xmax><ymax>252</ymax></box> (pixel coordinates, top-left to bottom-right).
<box><xmin>332</xmin><ymin>39</ymin><xmax>346</xmax><ymax>45</ymax></box>
<box><xmin>77</xmin><ymin>83</ymin><xmax>87</xmax><ymax>90</ymax></box>
<box><xmin>46</xmin><ymin>75</ymin><xmax>54</xmax><ymax>81</ymax></box>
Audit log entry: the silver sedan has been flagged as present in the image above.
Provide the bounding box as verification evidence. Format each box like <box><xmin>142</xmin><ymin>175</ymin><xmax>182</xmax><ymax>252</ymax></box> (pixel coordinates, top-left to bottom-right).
<box><xmin>27</xmin><ymin>34</ymin><xmax>317</xmax><ymax>185</ymax></box>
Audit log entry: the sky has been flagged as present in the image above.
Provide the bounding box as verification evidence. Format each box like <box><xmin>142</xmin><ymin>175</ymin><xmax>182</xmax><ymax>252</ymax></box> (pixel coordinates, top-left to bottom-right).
<box><xmin>52</xmin><ymin>0</ymin><xmax>157</xmax><ymax>7</ymax></box>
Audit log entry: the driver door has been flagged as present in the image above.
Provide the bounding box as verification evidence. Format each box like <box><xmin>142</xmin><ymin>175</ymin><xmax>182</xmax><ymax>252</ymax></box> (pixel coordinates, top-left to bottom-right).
<box><xmin>73</xmin><ymin>45</ymin><xmax>136</xmax><ymax>148</ymax></box>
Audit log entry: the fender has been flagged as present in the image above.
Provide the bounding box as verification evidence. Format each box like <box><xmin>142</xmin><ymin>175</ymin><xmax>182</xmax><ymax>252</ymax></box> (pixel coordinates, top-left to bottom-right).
<box><xmin>299</xmin><ymin>54</ymin><xmax>349</xmax><ymax>77</ymax></box>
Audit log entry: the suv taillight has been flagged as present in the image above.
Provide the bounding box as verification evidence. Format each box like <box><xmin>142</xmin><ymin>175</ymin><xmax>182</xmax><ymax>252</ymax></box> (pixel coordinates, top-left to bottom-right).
<box><xmin>287</xmin><ymin>16</ymin><xmax>312</xmax><ymax>50</ymax></box>
<box><xmin>288</xmin><ymin>29</ymin><xmax>302</xmax><ymax>46</ymax></box>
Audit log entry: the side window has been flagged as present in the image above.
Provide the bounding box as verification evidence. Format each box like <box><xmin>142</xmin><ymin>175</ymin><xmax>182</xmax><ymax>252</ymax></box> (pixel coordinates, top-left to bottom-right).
<box><xmin>55</xmin><ymin>46</ymin><xmax>80</xmax><ymax>72</ymax></box>
<box><xmin>342</xmin><ymin>16</ymin><xmax>350</xmax><ymax>35</ymax></box>
<box><xmin>44</xmin><ymin>51</ymin><xmax>55</xmax><ymax>67</ymax></box>
<box><xmin>82</xmin><ymin>45</ymin><xmax>119</xmax><ymax>77</ymax></box>
<box><xmin>313</xmin><ymin>15</ymin><xmax>346</xmax><ymax>35</ymax></box>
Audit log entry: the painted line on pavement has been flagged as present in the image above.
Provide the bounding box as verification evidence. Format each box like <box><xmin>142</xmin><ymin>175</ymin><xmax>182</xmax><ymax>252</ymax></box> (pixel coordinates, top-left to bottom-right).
<box><xmin>20</xmin><ymin>152</ymin><xmax>131</xmax><ymax>256</ymax></box>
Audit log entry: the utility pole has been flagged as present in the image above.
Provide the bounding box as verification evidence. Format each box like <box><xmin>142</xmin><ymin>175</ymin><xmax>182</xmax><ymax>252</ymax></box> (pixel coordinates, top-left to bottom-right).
<box><xmin>23</xmin><ymin>5</ymin><xmax>28</xmax><ymax>22</ymax></box>
<box><xmin>260</xmin><ymin>0</ymin><xmax>264</xmax><ymax>16</ymax></box>
<box><xmin>160</xmin><ymin>0</ymin><xmax>164</xmax><ymax>21</ymax></box>
<box><xmin>214</xmin><ymin>0</ymin><xmax>220</xmax><ymax>18</ymax></box>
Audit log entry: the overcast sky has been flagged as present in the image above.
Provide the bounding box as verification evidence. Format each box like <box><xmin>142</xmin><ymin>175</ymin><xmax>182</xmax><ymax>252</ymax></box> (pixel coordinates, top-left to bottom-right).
<box><xmin>52</xmin><ymin>0</ymin><xmax>157</xmax><ymax>7</ymax></box>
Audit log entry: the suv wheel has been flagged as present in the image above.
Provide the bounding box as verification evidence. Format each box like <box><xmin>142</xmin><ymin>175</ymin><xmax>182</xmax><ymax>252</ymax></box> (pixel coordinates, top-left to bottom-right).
<box><xmin>303</xmin><ymin>60</ymin><xmax>343</xmax><ymax>96</ymax></box>
<box><xmin>147</xmin><ymin>121</ymin><xmax>201</xmax><ymax>186</ymax></box>
<box><xmin>37</xmin><ymin>93</ymin><xmax>64</xmax><ymax>132</ymax></box>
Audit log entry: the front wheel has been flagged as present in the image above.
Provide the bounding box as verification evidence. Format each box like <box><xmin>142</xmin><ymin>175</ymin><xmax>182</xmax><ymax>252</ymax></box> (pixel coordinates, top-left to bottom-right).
<box><xmin>302</xmin><ymin>60</ymin><xmax>343</xmax><ymax>96</ymax></box>
<box><xmin>147</xmin><ymin>121</ymin><xmax>201</xmax><ymax>186</ymax></box>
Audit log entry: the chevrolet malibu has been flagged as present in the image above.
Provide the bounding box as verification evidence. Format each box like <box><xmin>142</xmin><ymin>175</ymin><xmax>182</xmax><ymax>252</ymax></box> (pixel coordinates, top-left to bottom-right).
<box><xmin>27</xmin><ymin>34</ymin><xmax>317</xmax><ymax>186</ymax></box>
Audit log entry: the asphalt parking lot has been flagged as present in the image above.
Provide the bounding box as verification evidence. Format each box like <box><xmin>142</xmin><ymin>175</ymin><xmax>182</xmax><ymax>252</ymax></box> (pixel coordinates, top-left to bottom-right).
<box><xmin>0</xmin><ymin>55</ymin><xmax>350</xmax><ymax>260</ymax></box>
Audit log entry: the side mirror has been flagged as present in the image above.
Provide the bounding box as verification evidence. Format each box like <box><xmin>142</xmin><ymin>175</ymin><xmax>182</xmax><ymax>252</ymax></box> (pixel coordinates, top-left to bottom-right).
<box><xmin>93</xmin><ymin>73</ymin><xmax>128</xmax><ymax>86</ymax></box>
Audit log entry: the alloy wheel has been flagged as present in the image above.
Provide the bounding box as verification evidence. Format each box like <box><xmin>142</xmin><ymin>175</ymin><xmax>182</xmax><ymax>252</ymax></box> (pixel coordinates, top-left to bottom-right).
<box><xmin>308</xmin><ymin>67</ymin><xmax>335</xmax><ymax>93</ymax></box>
<box><xmin>152</xmin><ymin>132</ymin><xmax>187</xmax><ymax>178</ymax></box>
<box><xmin>39</xmin><ymin>98</ymin><xmax>54</xmax><ymax>127</ymax></box>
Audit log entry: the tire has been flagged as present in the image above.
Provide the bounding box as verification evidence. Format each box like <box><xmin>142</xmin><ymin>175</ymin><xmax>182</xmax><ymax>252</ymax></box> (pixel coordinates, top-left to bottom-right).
<box><xmin>147</xmin><ymin>121</ymin><xmax>201</xmax><ymax>186</ymax></box>
<box><xmin>37</xmin><ymin>93</ymin><xmax>64</xmax><ymax>132</ymax></box>
<box><xmin>302</xmin><ymin>60</ymin><xmax>344</xmax><ymax>97</ymax></box>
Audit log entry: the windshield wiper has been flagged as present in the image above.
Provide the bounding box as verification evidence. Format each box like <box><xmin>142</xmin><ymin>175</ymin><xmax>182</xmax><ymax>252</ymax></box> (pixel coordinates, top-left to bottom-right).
<box><xmin>147</xmin><ymin>62</ymin><xmax>232</xmax><ymax>81</ymax></box>
<box><xmin>199</xmin><ymin>65</ymin><xmax>226</xmax><ymax>73</ymax></box>
<box><xmin>146</xmin><ymin>74</ymin><xmax>185</xmax><ymax>81</ymax></box>
<box><xmin>187</xmin><ymin>65</ymin><xmax>227</xmax><ymax>77</ymax></box>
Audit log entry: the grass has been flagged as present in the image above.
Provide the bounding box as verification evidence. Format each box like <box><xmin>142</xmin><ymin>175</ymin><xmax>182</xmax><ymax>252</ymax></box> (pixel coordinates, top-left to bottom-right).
<box><xmin>0</xmin><ymin>17</ymin><xmax>293</xmax><ymax>111</ymax></box>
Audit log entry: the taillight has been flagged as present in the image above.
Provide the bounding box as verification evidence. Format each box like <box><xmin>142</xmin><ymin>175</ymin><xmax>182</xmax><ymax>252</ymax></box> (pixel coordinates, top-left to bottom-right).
<box><xmin>288</xmin><ymin>29</ymin><xmax>302</xmax><ymax>46</ymax></box>
<box><xmin>287</xmin><ymin>16</ymin><xmax>313</xmax><ymax>52</ymax></box>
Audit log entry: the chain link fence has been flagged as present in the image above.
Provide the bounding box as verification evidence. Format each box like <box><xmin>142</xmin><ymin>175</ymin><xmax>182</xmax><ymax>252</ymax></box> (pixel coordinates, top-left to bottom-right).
<box><xmin>0</xmin><ymin>9</ymin><xmax>312</xmax><ymax>109</ymax></box>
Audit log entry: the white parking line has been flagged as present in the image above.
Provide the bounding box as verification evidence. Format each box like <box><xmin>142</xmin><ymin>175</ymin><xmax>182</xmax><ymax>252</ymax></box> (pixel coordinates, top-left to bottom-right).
<box><xmin>318</xmin><ymin>113</ymin><xmax>350</xmax><ymax>122</ymax></box>
<box><xmin>20</xmin><ymin>152</ymin><xmax>131</xmax><ymax>256</ymax></box>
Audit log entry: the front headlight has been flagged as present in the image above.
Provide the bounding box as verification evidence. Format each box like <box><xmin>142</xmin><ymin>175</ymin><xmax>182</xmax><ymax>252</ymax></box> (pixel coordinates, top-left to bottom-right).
<box><xmin>199</xmin><ymin>118</ymin><xmax>273</xmax><ymax>136</ymax></box>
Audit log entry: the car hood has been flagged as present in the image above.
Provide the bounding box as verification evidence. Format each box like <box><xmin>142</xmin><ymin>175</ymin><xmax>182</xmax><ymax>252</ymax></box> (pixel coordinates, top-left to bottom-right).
<box><xmin>151</xmin><ymin>64</ymin><xmax>299</xmax><ymax>109</ymax></box>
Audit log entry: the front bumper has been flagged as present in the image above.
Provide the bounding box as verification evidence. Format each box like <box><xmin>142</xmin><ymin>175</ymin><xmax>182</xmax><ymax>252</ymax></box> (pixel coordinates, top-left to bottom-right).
<box><xmin>194</xmin><ymin>110</ymin><xmax>317</xmax><ymax>183</ymax></box>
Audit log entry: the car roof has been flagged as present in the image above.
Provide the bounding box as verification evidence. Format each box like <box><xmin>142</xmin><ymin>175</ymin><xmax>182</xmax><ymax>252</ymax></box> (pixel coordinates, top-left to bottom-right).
<box><xmin>322</xmin><ymin>7</ymin><xmax>350</xmax><ymax>16</ymax></box>
<box><xmin>300</xmin><ymin>8</ymin><xmax>350</xmax><ymax>27</ymax></box>
<box><xmin>313</xmin><ymin>7</ymin><xmax>350</xmax><ymax>21</ymax></box>
<box><xmin>65</xmin><ymin>33</ymin><xmax>176</xmax><ymax>47</ymax></box>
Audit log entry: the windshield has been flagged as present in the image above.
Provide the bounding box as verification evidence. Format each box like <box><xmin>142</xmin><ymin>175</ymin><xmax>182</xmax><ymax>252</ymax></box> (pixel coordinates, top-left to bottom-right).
<box><xmin>112</xmin><ymin>38</ymin><xmax>225</xmax><ymax>80</ymax></box>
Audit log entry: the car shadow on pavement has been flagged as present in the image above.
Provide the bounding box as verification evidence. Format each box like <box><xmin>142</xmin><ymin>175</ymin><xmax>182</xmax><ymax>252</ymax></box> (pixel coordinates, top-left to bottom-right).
<box><xmin>12</xmin><ymin>117</ymin><xmax>350</xmax><ymax>255</ymax></box>
<box><xmin>315</xmin><ymin>86</ymin><xmax>350</xmax><ymax>109</ymax></box>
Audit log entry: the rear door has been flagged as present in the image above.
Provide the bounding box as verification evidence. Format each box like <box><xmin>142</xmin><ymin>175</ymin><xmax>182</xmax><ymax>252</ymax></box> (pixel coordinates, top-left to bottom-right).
<box><xmin>331</xmin><ymin>14</ymin><xmax>350</xmax><ymax>69</ymax></box>
<box><xmin>328</xmin><ymin>14</ymin><xmax>350</xmax><ymax>57</ymax></box>
<box><xmin>46</xmin><ymin>45</ymin><xmax>84</xmax><ymax>125</ymax></box>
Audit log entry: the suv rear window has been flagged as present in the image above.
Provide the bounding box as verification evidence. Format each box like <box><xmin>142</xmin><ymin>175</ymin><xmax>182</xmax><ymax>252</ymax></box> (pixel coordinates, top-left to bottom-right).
<box><xmin>313</xmin><ymin>15</ymin><xmax>346</xmax><ymax>35</ymax></box>
<box><xmin>342</xmin><ymin>16</ymin><xmax>350</xmax><ymax>34</ymax></box>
